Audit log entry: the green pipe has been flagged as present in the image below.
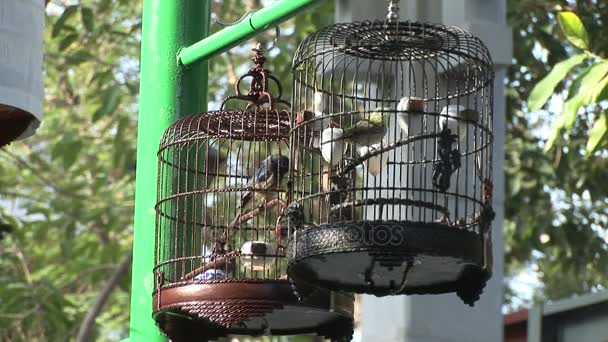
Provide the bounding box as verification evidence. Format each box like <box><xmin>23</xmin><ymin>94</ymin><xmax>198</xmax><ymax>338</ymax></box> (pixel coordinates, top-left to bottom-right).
<box><xmin>178</xmin><ymin>0</ymin><xmax>325</xmax><ymax>67</ymax></box>
<box><xmin>127</xmin><ymin>1</ymin><xmax>210</xmax><ymax>341</ymax></box>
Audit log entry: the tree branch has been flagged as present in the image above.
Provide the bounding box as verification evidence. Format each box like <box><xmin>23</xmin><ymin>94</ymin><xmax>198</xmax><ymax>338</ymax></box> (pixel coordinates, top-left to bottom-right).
<box><xmin>0</xmin><ymin>149</ymin><xmax>88</xmax><ymax>200</ymax></box>
<box><xmin>75</xmin><ymin>250</ymin><xmax>133</xmax><ymax>342</ymax></box>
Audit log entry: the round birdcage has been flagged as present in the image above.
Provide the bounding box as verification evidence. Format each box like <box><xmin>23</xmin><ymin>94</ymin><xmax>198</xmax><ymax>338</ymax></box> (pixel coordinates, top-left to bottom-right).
<box><xmin>153</xmin><ymin>47</ymin><xmax>353</xmax><ymax>341</ymax></box>
<box><xmin>286</xmin><ymin>8</ymin><xmax>496</xmax><ymax>306</ymax></box>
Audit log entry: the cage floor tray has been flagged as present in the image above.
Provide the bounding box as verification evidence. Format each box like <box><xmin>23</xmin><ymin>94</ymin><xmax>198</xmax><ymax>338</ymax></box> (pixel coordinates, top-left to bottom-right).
<box><xmin>287</xmin><ymin>221</ymin><xmax>490</xmax><ymax>305</ymax></box>
<box><xmin>153</xmin><ymin>280</ymin><xmax>353</xmax><ymax>341</ymax></box>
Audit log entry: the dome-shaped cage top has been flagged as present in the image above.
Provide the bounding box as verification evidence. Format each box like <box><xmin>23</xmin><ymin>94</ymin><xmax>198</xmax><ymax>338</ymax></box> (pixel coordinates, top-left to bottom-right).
<box><xmin>160</xmin><ymin>108</ymin><xmax>291</xmax><ymax>144</ymax></box>
<box><xmin>292</xmin><ymin>20</ymin><xmax>494</xmax><ymax>102</ymax></box>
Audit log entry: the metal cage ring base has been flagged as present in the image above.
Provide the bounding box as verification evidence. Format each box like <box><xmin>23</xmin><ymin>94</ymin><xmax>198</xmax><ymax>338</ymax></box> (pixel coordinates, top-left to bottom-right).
<box><xmin>286</xmin><ymin>221</ymin><xmax>490</xmax><ymax>305</ymax></box>
<box><xmin>152</xmin><ymin>280</ymin><xmax>354</xmax><ymax>341</ymax></box>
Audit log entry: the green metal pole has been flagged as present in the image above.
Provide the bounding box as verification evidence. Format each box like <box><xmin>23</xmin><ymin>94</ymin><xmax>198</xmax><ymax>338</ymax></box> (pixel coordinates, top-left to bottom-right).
<box><xmin>178</xmin><ymin>0</ymin><xmax>324</xmax><ymax>67</ymax></box>
<box><xmin>127</xmin><ymin>1</ymin><xmax>210</xmax><ymax>341</ymax></box>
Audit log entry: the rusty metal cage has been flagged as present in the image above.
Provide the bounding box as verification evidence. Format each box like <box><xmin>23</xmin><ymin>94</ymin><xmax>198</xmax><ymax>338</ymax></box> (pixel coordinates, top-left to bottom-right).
<box><xmin>286</xmin><ymin>11</ymin><xmax>496</xmax><ymax>305</ymax></box>
<box><xmin>153</xmin><ymin>48</ymin><xmax>354</xmax><ymax>341</ymax></box>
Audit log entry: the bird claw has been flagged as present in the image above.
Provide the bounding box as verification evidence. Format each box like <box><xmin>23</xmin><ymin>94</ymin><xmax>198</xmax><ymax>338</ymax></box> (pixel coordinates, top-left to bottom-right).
<box><xmin>435</xmin><ymin>214</ymin><xmax>452</xmax><ymax>225</ymax></box>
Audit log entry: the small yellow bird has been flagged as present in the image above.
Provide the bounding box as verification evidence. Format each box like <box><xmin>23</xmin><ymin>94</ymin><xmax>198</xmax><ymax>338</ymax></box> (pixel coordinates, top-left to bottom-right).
<box><xmin>342</xmin><ymin>110</ymin><xmax>386</xmax><ymax>146</ymax></box>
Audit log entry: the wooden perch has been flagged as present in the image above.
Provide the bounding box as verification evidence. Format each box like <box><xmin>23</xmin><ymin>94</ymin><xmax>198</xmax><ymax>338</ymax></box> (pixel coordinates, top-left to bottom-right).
<box><xmin>330</xmin><ymin>198</ymin><xmax>450</xmax><ymax>218</ymax></box>
<box><xmin>337</xmin><ymin>133</ymin><xmax>442</xmax><ymax>176</ymax></box>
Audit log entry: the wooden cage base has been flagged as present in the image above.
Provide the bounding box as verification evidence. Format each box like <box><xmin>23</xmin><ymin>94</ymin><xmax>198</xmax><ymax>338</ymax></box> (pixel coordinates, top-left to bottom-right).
<box><xmin>287</xmin><ymin>221</ymin><xmax>491</xmax><ymax>306</ymax></box>
<box><xmin>153</xmin><ymin>281</ymin><xmax>354</xmax><ymax>341</ymax></box>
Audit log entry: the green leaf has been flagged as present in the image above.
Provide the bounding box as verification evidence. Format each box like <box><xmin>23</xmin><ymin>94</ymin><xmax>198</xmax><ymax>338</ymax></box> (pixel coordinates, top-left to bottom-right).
<box><xmin>528</xmin><ymin>54</ymin><xmax>587</xmax><ymax>111</ymax></box>
<box><xmin>99</xmin><ymin>0</ymin><xmax>113</xmax><ymax>12</ymax></box>
<box><xmin>544</xmin><ymin>122</ymin><xmax>562</xmax><ymax>153</ymax></box>
<box><xmin>544</xmin><ymin>93</ymin><xmax>583</xmax><ymax>152</ymax></box>
<box><xmin>575</xmin><ymin>61</ymin><xmax>608</xmax><ymax>104</ymax></box>
<box><xmin>558</xmin><ymin>11</ymin><xmax>590</xmax><ymax>50</ymax></box>
<box><xmin>562</xmin><ymin>93</ymin><xmax>585</xmax><ymax>131</ymax></box>
<box><xmin>66</xmin><ymin>51</ymin><xmax>95</xmax><ymax>65</ymax></box>
<box><xmin>81</xmin><ymin>7</ymin><xmax>95</xmax><ymax>32</ymax></box>
<box><xmin>92</xmin><ymin>87</ymin><xmax>121</xmax><ymax>122</ymax></box>
<box><xmin>586</xmin><ymin>113</ymin><xmax>608</xmax><ymax>154</ymax></box>
<box><xmin>58</xmin><ymin>33</ymin><xmax>79</xmax><ymax>51</ymax></box>
<box><xmin>52</xmin><ymin>5</ymin><xmax>79</xmax><ymax>38</ymax></box>
<box><xmin>545</xmin><ymin>61</ymin><xmax>608</xmax><ymax>152</ymax></box>
<box><xmin>51</xmin><ymin>136</ymin><xmax>82</xmax><ymax>169</ymax></box>
<box><xmin>62</xmin><ymin>141</ymin><xmax>83</xmax><ymax>169</ymax></box>
<box><xmin>544</xmin><ymin>62</ymin><xmax>608</xmax><ymax>152</ymax></box>
<box><xmin>591</xmin><ymin>75</ymin><xmax>608</xmax><ymax>103</ymax></box>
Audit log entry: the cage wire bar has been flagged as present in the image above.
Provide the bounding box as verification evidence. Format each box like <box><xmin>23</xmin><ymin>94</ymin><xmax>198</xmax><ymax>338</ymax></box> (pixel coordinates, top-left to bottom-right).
<box><xmin>287</xmin><ymin>5</ymin><xmax>496</xmax><ymax>305</ymax></box>
<box><xmin>127</xmin><ymin>1</ymin><xmax>330</xmax><ymax>341</ymax></box>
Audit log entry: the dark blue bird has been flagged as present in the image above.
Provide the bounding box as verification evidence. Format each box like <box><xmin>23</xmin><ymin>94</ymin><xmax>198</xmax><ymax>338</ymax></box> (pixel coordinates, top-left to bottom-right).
<box><xmin>230</xmin><ymin>154</ymin><xmax>289</xmax><ymax>227</ymax></box>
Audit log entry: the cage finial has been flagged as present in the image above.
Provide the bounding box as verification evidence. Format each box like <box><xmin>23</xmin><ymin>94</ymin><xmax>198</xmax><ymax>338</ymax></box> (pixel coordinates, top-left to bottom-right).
<box><xmin>220</xmin><ymin>37</ymin><xmax>288</xmax><ymax>111</ymax></box>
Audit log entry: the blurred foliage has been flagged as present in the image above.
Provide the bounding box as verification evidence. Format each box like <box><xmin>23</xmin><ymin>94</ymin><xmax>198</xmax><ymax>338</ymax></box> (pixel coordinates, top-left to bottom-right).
<box><xmin>0</xmin><ymin>0</ymin><xmax>333</xmax><ymax>341</ymax></box>
<box><xmin>505</xmin><ymin>0</ymin><xmax>608</xmax><ymax>309</ymax></box>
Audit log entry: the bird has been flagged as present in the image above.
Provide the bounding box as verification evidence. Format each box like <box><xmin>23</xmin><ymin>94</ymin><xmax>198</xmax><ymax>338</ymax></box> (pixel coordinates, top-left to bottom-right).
<box><xmin>439</xmin><ymin>105</ymin><xmax>480</xmax><ymax>142</ymax></box>
<box><xmin>296</xmin><ymin>110</ymin><xmax>314</xmax><ymax>127</ymax></box>
<box><xmin>397</xmin><ymin>96</ymin><xmax>425</xmax><ymax>137</ymax></box>
<box><xmin>356</xmin><ymin>139</ymin><xmax>388</xmax><ymax>176</ymax></box>
<box><xmin>320</xmin><ymin>127</ymin><xmax>346</xmax><ymax>165</ymax></box>
<box><xmin>230</xmin><ymin>154</ymin><xmax>290</xmax><ymax>227</ymax></box>
<box><xmin>440</xmin><ymin>105</ymin><xmax>463</xmax><ymax>136</ymax></box>
<box><xmin>342</xmin><ymin>110</ymin><xmax>386</xmax><ymax>147</ymax></box>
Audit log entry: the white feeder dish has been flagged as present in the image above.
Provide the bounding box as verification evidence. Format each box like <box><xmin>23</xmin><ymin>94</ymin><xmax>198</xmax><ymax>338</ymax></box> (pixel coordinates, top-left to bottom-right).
<box><xmin>240</xmin><ymin>241</ymin><xmax>277</xmax><ymax>271</ymax></box>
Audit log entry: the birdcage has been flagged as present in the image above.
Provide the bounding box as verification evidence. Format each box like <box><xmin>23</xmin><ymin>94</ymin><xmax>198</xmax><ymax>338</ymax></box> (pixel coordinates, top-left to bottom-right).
<box><xmin>153</xmin><ymin>47</ymin><xmax>353</xmax><ymax>341</ymax></box>
<box><xmin>286</xmin><ymin>2</ymin><xmax>496</xmax><ymax>306</ymax></box>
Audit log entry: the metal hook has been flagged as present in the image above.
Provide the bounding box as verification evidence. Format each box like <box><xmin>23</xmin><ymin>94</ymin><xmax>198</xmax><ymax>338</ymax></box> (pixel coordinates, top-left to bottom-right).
<box><xmin>213</xmin><ymin>9</ymin><xmax>257</xmax><ymax>27</ymax></box>
<box><xmin>386</xmin><ymin>0</ymin><xmax>400</xmax><ymax>22</ymax></box>
<box><xmin>214</xmin><ymin>9</ymin><xmax>280</xmax><ymax>52</ymax></box>
<box><xmin>253</xmin><ymin>25</ymin><xmax>280</xmax><ymax>53</ymax></box>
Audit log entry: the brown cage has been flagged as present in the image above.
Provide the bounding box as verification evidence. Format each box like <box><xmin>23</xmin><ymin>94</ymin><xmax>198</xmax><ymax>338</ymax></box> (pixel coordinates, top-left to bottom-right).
<box><xmin>153</xmin><ymin>48</ymin><xmax>354</xmax><ymax>341</ymax></box>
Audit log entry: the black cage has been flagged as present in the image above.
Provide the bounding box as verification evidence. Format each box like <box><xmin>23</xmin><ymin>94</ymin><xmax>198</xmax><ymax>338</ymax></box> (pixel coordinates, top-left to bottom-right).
<box><xmin>287</xmin><ymin>18</ymin><xmax>496</xmax><ymax>306</ymax></box>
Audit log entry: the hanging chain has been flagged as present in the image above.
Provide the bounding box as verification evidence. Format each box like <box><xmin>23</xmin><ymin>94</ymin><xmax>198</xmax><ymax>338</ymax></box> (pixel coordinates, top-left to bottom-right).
<box><xmin>386</xmin><ymin>0</ymin><xmax>400</xmax><ymax>22</ymax></box>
